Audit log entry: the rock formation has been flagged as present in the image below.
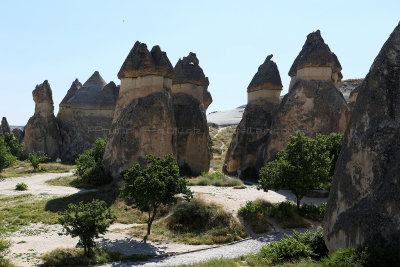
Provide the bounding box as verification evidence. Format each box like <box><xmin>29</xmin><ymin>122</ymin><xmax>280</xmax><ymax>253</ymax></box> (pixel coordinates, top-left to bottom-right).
<box><xmin>262</xmin><ymin>31</ymin><xmax>350</xmax><ymax>164</ymax></box>
<box><xmin>23</xmin><ymin>81</ymin><xmax>62</xmax><ymax>160</ymax></box>
<box><xmin>324</xmin><ymin>23</ymin><xmax>400</xmax><ymax>252</ymax></box>
<box><xmin>172</xmin><ymin>52</ymin><xmax>212</xmax><ymax>175</ymax></box>
<box><xmin>103</xmin><ymin>41</ymin><xmax>176</xmax><ymax>178</ymax></box>
<box><xmin>12</xmin><ymin>128</ymin><xmax>24</xmax><ymax>144</ymax></box>
<box><xmin>339</xmin><ymin>79</ymin><xmax>363</xmax><ymax>104</ymax></box>
<box><xmin>225</xmin><ymin>55</ymin><xmax>282</xmax><ymax>173</ymax></box>
<box><xmin>0</xmin><ymin>117</ymin><xmax>11</xmax><ymax>136</ymax></box>
<box><xmin>57</xmin><ymin>72</ymin><xmax>119</xmax><ymax>161</ymax></box>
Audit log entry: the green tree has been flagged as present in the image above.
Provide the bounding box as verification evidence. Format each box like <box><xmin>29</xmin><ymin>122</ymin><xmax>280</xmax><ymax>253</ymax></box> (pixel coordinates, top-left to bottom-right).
<box><xmin>316</xmin><ymin>133</ymin><xmax>343</xmax><ymax>177</ymax></box>
<box><xmin>75</xmin><ymin>138</ymin><xmax>109</xmax><ymax>185</ymax></box>
<box><xmin>3</xmin><ymin>132</ymin><xmax>22</xmax><ymax>157</ymax></box>
<box><xmin>28</xmin><ymin>151</ymin><xmax>49</xmax><ymax>172</ymax></box>
<box><xmin>0</xmin><ymin>137</ymin><xmax>16</xmax><ymax>173</ymax></box>
<box><xmin>58</xmin><ymin>200</ymin><xmax>115</xmax><ymax>256</ymax></box>
<box><xmin>259</xmin><ymin>132</ymin><xmax>331</xmax><ymax>210</ymax></box>
<box><xmin>121</xmin><ymin>154</ymin><xmax>192</xmax><ymax>241</ymax></box>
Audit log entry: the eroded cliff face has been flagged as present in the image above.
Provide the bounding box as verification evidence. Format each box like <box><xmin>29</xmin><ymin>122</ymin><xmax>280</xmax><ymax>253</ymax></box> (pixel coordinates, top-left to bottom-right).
<box><xmin>103</xmin><ymin>41</ymin><xmax>176</xmax><ymax>178</ymax></box>
<box><xmin>225</xmin><ymin>55</ymin><xmax>282</xmax><ymax>173</ymax></box>
<box><xmin>23</xmin><ymin>81</ymin><xmax>62</xmax><ymax>160</ymax></box>
<box><xmin>262</xmin><ymin>31</ymin><xmax>350</xmax><ymax>165</ymax></box>
<box><xmin>324</xmin><ymin>22</ymin><xmax>400</xmax><ymax>252</ymax></box>
<box><xmin>172</xmin><ymin>53</ymin><xmax>211</xmax><ymax>175</ymax></box>
<box><xmin>57</xmin><ymin>72</ymin><xmax>119</xmax><ymax>161</ymax></box>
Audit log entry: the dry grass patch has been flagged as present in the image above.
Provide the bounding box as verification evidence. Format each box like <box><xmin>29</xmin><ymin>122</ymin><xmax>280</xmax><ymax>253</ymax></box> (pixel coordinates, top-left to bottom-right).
<box><xmin>188</xmin><ymin>172</ymin><xmax>243</xmax><ymax>187</ymax></box>
<box><xmin>130</xmin><ymin>199</ymin><xmax>246</xmax><ymax>245</ymax></box>
<box><xmin>1</xmin><ymin>161</ymin><xmax>75</xmax><ymax>178</ymax></box>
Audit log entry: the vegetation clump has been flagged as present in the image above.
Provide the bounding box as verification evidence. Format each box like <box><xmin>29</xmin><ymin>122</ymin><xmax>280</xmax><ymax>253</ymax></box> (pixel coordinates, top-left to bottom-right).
<box><xmin>255</xmin><ymin>229</ymin><xmax>328</xmax><ymax>265</ymax></box>
<box><xmin>188</xmin><ymin>172</ymin><xmax>243</xmax><ymax>187</ymax></box>
<box><xmin>42</xmin><ymin>247</ymin><xmax>153</xmax><ymax>267</ymax></box>
<box><xmin>238</xmin><ymin>199</ymin><xmax>311</xmax><ymax>232</ymax></box>
<box><xmin>75</xmin><ymin>138</ymin><xmax>110</xmax><ymax>186</ymax></box>
<box><xmin>2</xmin><ymin>132</ymin><xmax>22</xmax><ymax>157</ymax></box>
<box><xmin>28</xmin><ymin>151</ymin><xmax>49</xmax><ymax>172</ymax></box>
<box><xmin>121</xmin><ymin>154</ymin><xmax>192</xmax><ymax>241</ymax></box>
<box><xmin>15</xmin><ymin>182</ymin><xmax>28</xmax><ymax>191</ymax></box>
<box><xmin>259</xmin><ymin>132</ymin><xmax>340</xmax><ymax>210</ymax></box>
<box><xmin>58</xmin><ymin>200</ymin><xmax>115</xmax><ymax>256</ymax></box>
<box><xmin>0</xmin><ymin>137</ymin><xmax>17</xmax><ymax>174</ymax></box>
<box><xmin>0</xmin><ymin>239</ymin><xmax>12</xmax><ymax>267</ymax></box>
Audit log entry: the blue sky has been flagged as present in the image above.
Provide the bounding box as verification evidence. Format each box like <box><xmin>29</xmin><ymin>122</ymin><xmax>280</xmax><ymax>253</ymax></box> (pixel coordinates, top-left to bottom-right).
<box><xmin>0</xmin><ymin>0</ymin><xmax>399</xmax><ymax>125</ymax></box>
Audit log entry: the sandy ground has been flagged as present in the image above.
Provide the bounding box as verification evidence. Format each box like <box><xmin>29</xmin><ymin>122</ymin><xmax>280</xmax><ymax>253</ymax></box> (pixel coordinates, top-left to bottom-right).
<box><xmin>2</xmin><ymin>171</ymin><xmax>327</xmax><ymax>266</ymax></box>
<box><xmin>0</xmin><ymin>171</ymin><xmax>95</xmax><ymax>196</ymax></box>
<box><xmin>191</xmin><ymin>185</ymin><xmax>327</xmax><ymax>216</ymax></box>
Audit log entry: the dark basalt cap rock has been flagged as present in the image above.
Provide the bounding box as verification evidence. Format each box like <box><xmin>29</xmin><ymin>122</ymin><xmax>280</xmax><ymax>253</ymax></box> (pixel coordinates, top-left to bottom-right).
<box><xmin>60</xmin><ymin>79</ymin><xmax>82</xmax><ymax>105</ymax></box>
<box><xmin>172</xmin><ymin>52</ymin><xmax>209</xmax><ymax>87</ymax></box>
<box><xmin>33</xmin><ymin>80</ymin><xmax>54</xmax><ymax>104</ymax></box>
<box><xmin>118</xmin><ymin>41</ymin><xmax>174</xmax><ymax>79</ymax></box>
<box><xmin>62</xmin><ymin>72</ymin><xmax>118</xmax><ymax>109</ymax></box>
<box><xmin>82</xmin><ymin>71</ymin><xmax>107</xmax><ymax>88</ymax></box>
<box><xmin>247</xmin><ymin>54</ymin><xmax>283</xmax><ymax>92</ymax></box>
<box><xmin>289</xmin><ymin>30</ymin><xmax>342</xmax><ymax>77</ymax></box>
<box><xmin>1</xmin><ymin>117</ymin><xmax>11</xmax><ymax>135</ymax></box>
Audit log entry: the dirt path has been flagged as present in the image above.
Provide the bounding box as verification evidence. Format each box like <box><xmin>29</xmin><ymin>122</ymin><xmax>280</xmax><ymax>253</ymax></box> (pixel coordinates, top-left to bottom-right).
<box><xmin>0</xmin><ymin>171</ymin><xmax>95</xmax><ymax>196</ymax></box>
<box><xmin>214</xmin><ymin>126</ymin><xmax>228</xmax><ymax>153</ymax></box>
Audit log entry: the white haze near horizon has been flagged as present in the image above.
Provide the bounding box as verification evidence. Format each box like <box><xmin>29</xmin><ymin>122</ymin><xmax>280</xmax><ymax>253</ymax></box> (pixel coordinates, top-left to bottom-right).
<box><xmin>0</xmin><ymin>0</ymin><xmax>399</xmax><ymax>125</ymax></box>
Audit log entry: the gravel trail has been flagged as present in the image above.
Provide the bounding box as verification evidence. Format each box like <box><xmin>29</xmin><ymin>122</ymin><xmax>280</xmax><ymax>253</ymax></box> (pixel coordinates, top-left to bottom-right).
<box><xmin>99</xmin><ymin>233</ymin><xmax>286</xmax><ymax>267</ymax></box>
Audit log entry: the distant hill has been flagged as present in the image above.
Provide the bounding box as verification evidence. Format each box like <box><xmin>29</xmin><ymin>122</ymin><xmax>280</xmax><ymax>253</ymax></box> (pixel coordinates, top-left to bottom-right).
<box><xmin>10</xmin><ymin>126</ymin><xmax>24</xmax><ymax>131</ymax></box>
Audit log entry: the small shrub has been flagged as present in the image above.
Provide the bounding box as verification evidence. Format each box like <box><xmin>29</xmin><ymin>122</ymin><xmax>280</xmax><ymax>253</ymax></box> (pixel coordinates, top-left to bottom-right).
<box><xmin>233</xmin><ymin>185</ymin><xmax>246</xmax><ymax>189</ymax></box>
<box><xmin>299</xmin><ymin>202</ymin><xmax>326</xmax><ymax>221</ymax></box>
<box><xmin>323</xmin><ymin>243</ymin><xmax>400</xmax><ymax>267</ymax></box>
<box><xmin>0</xmin><ymin>137</ymin><xmax>16</xmax><ymax>173</ymax></box>
<box><xmin>28</xmin><ymin>151</ymin><xmax>49</xmax><ymax>172</ymax></box>
<box><xmin>58</xmin><ymin>200</ymin><xmax>116</xmax><ymax>256</ymax></box>
<box><xmin>75</xmin><ymin>138</ymin><xmax>110</xmax><ymax>186</ymax></box>
<box><xmin>257</xmin><ymin>230</ymin><xmax>328</xmax><ymax>264</ymax></box>
<box><xmin>0</xmin><ymin>239</ymin><xmax>11</xmax><ymax>267</ymax></box>
<box><xmin>15</xmin><ymin>182</ymin><xmax>28</xmax><ymax>191</ymax></box>
<box><xmin>3</xmin><ymin>132</ymin><xmax>22</xmax><ymax>157</ymax></box>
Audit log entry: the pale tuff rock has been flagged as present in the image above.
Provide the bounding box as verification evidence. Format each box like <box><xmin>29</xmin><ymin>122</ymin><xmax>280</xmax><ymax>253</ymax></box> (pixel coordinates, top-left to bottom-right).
<box><xmin>172</xmin><ymin>53</ymin><xmax>211</xmax><ymax>175</ymax></box>
<box><xmin>324</xmin><ymin>23</ymin><xmax>400</xmax><ymax>252</ymax></box>
<box><xmin>23</xmin><ymin>81</ymin><xmax>62</xmax><ymax>160</ymax></box>
<box><xmin>225</xmin><ymin>55</ymin><xmax>282</xmax><ymax>173</ymax></box>
<box><xmin>57</xmin><ymin>71</ymin><xmax>119</xmax><ymax>161</ymax></box>
<box><xmin>262</xmin><ymin>31</ymin><xmax>350</xmax><ymax>165</ymax></box>
<box><xmin>104</xmin><ymin>42</ymin><xmax>176</xmax><ymax>178</ymax></box>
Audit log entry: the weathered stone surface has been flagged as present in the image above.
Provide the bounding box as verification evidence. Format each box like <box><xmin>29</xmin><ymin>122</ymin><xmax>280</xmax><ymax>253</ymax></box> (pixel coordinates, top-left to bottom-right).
<box><xmin>173</xmin><ymin>93</ymin><xmax>210</xmax><ymax>175</ymax></box>
<box><xmin>262</xmin><ymin>80</ymin><xmax>350</xmax><ymax>164</ymax></box>
<box><xmin>12</xmin><ymin>128</ymin><xmax>24</xmax><ymax>144</ymax></box>
<box><xmin>117</xmin><ymin>41</ymin><xmax>174</xmax><ymax>79</ymax></box>
<box><xmin>339</xmin><ymin>79</ymin><xmax>363</xmax><ymax>104</ymax></box>
<box><xmin>103</xmin><ymin>89</ymin><xmax>176</xmax><ymax>178</ymax></box>
<box><xmin>57</xmin><ymin>72</ymin><xmax>119</xmax><ymax>161</ymax></box>
<box><xmin>104</xmin><ymin>42</ymin><xmax>176</xmax><ymax>178</ymax></box>
<box><xmin>23</xmin><ymin>81</ymin><xmax>62</xmax><ymax>160</ymax></box>
<box><xmin>0</xmin><ymin>117</ymin><xmax>11</xmax><ymax>135</ymax></box>
<box><xmin>225</xmin><ymin>101</ymin><xmax>278</xmax><ymax>173</ymax></box>
<box><xmin>248</xmin><ymin>55</ymin><xmax>283</xmax><ymax>92</ymax></box>
<box><xmin>261</xmin><ymin>31</ymin><xmax>350</xmax><ymax>165</ymax></box>
<box><xmin>172</xmin><ymin>52</ymin><xmax>212</xmax><ymax>175</ymax></box>
<box><xmin>288</xmin><ymin>30</ymin><xmax>342</xmax><ymax>90</ymax></box>
<box><xmin>289</xmin><ymin>30</ymin><xmax>342</xmax><ymax>77</ymax></box>
<box><xmin>173</xmin><ymin>52</ymin><xmax>212</xmax><ymax>110</ymax></box>
<box><xmin>324</xmin><ymin>23</ymin><xmax>400</xmax><ymax>252</ymax></box>
<box><xmin>225</xmin><ymin>55</ymin><xmax>282</xmax><ymax>173</ymax></box>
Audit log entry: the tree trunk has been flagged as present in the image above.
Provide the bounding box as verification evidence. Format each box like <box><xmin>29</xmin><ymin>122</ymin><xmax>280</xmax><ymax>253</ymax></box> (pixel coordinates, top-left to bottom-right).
<box><xmin>296</xmin><ymin>196</ymin><xmax>302</xmax><ymax>211</ymax></box>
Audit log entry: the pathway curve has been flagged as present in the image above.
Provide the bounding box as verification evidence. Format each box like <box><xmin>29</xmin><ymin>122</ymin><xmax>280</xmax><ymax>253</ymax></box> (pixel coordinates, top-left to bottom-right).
<box><xmin>99</xmin><ymin>232</ymin><xmax>288</xmax><ymax>267</ymax></box>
